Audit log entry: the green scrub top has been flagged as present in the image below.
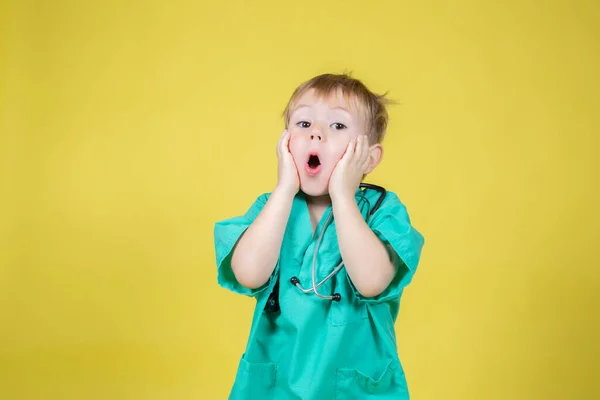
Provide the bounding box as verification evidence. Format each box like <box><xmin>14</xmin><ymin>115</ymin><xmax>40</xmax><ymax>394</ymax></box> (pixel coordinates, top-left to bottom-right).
<box><xmin>214</xmin><ymin>187</ymin><xmax>424</xmax><ymax>399</ymax></box>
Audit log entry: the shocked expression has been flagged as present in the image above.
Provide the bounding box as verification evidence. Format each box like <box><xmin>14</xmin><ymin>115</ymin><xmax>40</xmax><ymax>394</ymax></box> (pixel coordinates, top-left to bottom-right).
<box><xmin>287</xmin><ymin>89</ymin><xmax>367</xmax><ymax>196</ymax></box>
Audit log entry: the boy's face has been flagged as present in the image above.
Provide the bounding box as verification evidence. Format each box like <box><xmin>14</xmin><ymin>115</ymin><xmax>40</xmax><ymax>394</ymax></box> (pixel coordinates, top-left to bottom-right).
<box><xmin>288</xmin><ymin>88</ymin><xmax>369</xmax><ymax>197</ymax></box>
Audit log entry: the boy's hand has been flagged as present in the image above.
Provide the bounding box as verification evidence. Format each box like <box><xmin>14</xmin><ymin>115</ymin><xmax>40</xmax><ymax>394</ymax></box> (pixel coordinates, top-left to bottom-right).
<box><xmin>275</xmin><ymin>130</ymin><xmax>300</xmax><ymax>196</ymax></box>
<box><xmin>329</xmin><ymin>135</ymin><xmax>370</xmax><ymax>202</ymax></box>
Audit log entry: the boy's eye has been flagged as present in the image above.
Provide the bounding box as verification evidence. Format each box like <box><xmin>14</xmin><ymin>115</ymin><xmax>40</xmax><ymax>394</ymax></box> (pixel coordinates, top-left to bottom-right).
<box><xmin>331</xmin><ymin>123</ymin><xmax>347</xmax><ymax>130</ymax></box>
<box><xmin>297</xmin><ymin>121</ymin><xmax>311</xmax><ymax>128</ymax></box>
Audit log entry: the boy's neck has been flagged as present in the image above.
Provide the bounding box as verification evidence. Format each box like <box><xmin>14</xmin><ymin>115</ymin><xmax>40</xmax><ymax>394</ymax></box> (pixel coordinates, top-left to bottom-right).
<box><xmin>305</xmin><ymin>194</ymin><xmax>331</xmax><ymax>234</ymax></box>
<box><xmin>305</xmin><ymin>193</ymin><xmax>331</xmax><ymax>207</ymax></box>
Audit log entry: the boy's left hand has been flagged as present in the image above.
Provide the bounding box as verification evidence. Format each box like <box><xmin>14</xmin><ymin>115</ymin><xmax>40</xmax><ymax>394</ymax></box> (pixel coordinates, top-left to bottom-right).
<box><xmin>329</xmin><ymin>135</ymin><xmax>370</xmax><ymax>202</ymax></box>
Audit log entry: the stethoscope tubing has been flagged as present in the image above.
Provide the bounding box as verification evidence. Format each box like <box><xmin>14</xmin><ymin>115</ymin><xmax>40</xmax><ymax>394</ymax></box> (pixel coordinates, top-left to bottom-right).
<box><xmin>290</xmin><ymin>183</ymin><xmax>386</xmax><ymax>302</ymax></box>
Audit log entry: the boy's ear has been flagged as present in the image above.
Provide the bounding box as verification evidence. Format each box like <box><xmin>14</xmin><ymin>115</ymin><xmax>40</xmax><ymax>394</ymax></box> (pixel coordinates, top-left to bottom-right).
<box><xmin>365</xmin><ymin>144</ymin><xmax>383</xmax><ymax>174</ymax></box>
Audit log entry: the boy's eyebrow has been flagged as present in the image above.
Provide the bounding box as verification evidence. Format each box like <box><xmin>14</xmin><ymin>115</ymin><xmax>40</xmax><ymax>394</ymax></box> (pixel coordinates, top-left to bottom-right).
<box><xmin>331</xmin><ymin>106</ymin><xmax>351</xmax><ymax>113</ymax></box>
<box><xmin>293</xmin><ymin>104</ymin><xmax>310</xmax><ymax>111</ymax></box>
<box><xmin>292</xmin><ymin>104</ymin><xmax>352</xmax><ymax>114</ymax></box>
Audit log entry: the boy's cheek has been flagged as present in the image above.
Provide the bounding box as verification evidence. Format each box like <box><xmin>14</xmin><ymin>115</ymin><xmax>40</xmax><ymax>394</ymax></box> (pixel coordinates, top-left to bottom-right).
<box><xmin>331</xmin><ymin>138</ymin><xmax>351</xmax><ymax>159</ymax></box>
<box><xmin>288</xmin><ymin>142</ymin><xmax>304</xmax><ymax>165</ymax></box>
<box><xmin>288</xmin><ymin>134</ymin><xmax>303</xmax><ymax>153</ymax></box>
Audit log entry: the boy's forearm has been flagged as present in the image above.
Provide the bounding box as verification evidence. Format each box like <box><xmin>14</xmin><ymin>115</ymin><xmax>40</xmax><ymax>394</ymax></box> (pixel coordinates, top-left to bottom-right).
<box><xmin>332</xmin><ymin>195</ymin><xmax>396</xmax><ymax>298</ymax></box>
<box><xmin>231</xmin><ymin>188</ymin><xmax>295</xmax><ymax>289</ymax></box>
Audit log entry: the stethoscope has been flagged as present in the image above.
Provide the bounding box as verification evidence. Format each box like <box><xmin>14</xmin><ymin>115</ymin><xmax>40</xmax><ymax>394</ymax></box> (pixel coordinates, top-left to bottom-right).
<box><xmin>264</xmin><ymin>183</ymin><xmax>386</xmax><ymax>313</ymax></box>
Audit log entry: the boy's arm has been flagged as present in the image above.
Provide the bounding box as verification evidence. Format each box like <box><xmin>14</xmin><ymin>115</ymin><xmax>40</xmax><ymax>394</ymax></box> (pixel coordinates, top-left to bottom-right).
<box><xmin>231</xmin><ymin>130</ymin><xmax>299</xmax><ymax>290</ymax></box>
<box><xmin>328</xmin><ymin>136</ymin><xmax>397</xmax><ymax>298</ymax></box>
<box><xmin>332</xmin><ymin>195</ymin><xmax>397</xmax><ymax>298</ymax></box>
<box><xmin>231</xmin><ymin>187</ymin><xmax>295</xmax><ymax>290</ymax></box>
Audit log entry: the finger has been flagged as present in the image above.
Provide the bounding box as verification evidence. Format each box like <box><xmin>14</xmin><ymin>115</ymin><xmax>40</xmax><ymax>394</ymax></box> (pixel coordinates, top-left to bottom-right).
<box><xmin>361</xmin><ymin>154</ymin><xmax>371</xmax><ymax>172</ymax></box>
<box><xmin>342</xmin><ymin>137</ymin><xmax>356</xmax><ymax>162</ymax></box>
<box><xmin>283</xmin><ymin>131</ymin><xmax>294</xmax><ymax>158</ymax></box>
<box><xmin>354</xmin><ymin>135</ymin><xmax>364</xmax><ymax>165</ymax></box>
<box><xmin>359</xmin><ymin>136</ymin><xmax>370</xmax><ymax>167</ymax></box>
<box><xmin>284</xmin><ymin>130</ymin><xmax>291</xmax><ymax>152</ymax></box>
<box><xmin>278</xmin><ymin>130</ymin><xmax>288</xmax><ymax>156</ymax></box>
<box><xmin>276</xmin><ymin>130</ymin><xmax>285</xmax><ymax>156</ymax></box>
<box><xmin>340</xmin><ymin>139</ymin><xmax>353</xmax><ymax>164</ymax></box>
<box><xmin>361</xmin><ymin>151</ymin><xmax>370</xmax><ymax>171</ymax></box>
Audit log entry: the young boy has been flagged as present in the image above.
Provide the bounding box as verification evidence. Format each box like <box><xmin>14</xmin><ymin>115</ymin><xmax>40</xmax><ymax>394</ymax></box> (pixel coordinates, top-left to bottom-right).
<box><xmin>214</xmin><ymin>73</ymin><xmax>424</xmax><ymax>399</ymax></box>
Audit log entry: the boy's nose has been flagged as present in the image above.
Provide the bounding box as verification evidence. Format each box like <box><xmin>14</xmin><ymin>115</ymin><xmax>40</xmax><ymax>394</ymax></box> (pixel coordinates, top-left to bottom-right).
<box><xmin>310</xmin><ymin>123</ymin><xmax>325</xmax><ymax>141</ymax></box>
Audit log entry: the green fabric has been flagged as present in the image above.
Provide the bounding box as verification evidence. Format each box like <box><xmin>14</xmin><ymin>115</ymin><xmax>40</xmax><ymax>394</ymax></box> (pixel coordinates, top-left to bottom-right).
<box><xmin>214</xmin><ymin>187</ymin><xmax>424</xmax><ymax>399</ymax></box>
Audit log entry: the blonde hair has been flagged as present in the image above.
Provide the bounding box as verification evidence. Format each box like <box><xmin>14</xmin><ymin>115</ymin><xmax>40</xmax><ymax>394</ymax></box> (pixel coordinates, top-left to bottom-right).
<box><xmin>282</xmin><ymin>72</ymin><xmax>393</xmax><ymax>144</ymax></box>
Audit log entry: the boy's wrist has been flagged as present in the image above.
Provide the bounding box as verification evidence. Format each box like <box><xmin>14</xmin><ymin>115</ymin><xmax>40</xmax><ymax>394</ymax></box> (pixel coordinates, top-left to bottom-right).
<box><xmin>331</xmin><ymin>192</ymin><xmax>358</xmax><ymax>213</ymax></box>
<box><xmin>330</xmin><ymin>189</ymin><xmax>355</xmax><ymax>206</ymax></box>
<box><xmin>272</xmin><ymin>185</ymin><xmax>298</xmax><ymax>201</ymax></box>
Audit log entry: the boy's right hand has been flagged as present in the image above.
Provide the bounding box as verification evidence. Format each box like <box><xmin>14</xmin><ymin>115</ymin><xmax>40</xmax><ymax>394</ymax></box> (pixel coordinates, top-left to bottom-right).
<box><xmin>275</xmin><ymin>130</ymin><xmax>300</xmax><ymax>196</ymax></box>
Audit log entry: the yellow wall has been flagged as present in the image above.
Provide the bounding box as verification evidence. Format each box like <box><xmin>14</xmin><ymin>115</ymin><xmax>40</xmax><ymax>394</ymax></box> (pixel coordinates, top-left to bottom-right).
<box><xmin>1</xmin><ymin>0</ymin><xmax>598</xmax><ymax>399</ymax></box>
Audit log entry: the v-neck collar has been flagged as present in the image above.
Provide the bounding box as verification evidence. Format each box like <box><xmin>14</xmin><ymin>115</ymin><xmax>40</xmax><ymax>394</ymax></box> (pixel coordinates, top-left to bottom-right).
<box><xmin>297</xmin><ymin>191</ymin><xmax>332</xmax><ymax>239</ymax></box>
<box><xmin>296</xmin><ymin>188</ymin><xmax>368</xmax><ymax>239</ymax></box>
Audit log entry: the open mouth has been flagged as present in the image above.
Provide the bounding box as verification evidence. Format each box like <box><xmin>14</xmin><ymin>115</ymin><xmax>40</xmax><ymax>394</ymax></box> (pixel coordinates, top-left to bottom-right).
<box><xmin>305</xmin><ymin>153</ymin><xmax>322</xmax><ymax>175</ymax></box>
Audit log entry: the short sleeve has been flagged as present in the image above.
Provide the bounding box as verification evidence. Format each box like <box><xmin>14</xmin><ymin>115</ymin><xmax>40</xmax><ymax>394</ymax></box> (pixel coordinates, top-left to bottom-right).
<box><xmin>350</xmin><ymin>191</ymin><xmax>425</xmax><ymax>303</ymax></box>
<box><xmin>213</xmin><ymin>193</ymin><xmax>275</xmax><ymax>297</ymax></box>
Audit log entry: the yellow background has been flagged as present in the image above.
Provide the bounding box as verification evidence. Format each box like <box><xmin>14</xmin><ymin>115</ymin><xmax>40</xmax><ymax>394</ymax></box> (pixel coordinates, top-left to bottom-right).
<box><xmin>1</xmin><ymin>0</ymin><xmax>599</xmax><ymax>399</ymax></box>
